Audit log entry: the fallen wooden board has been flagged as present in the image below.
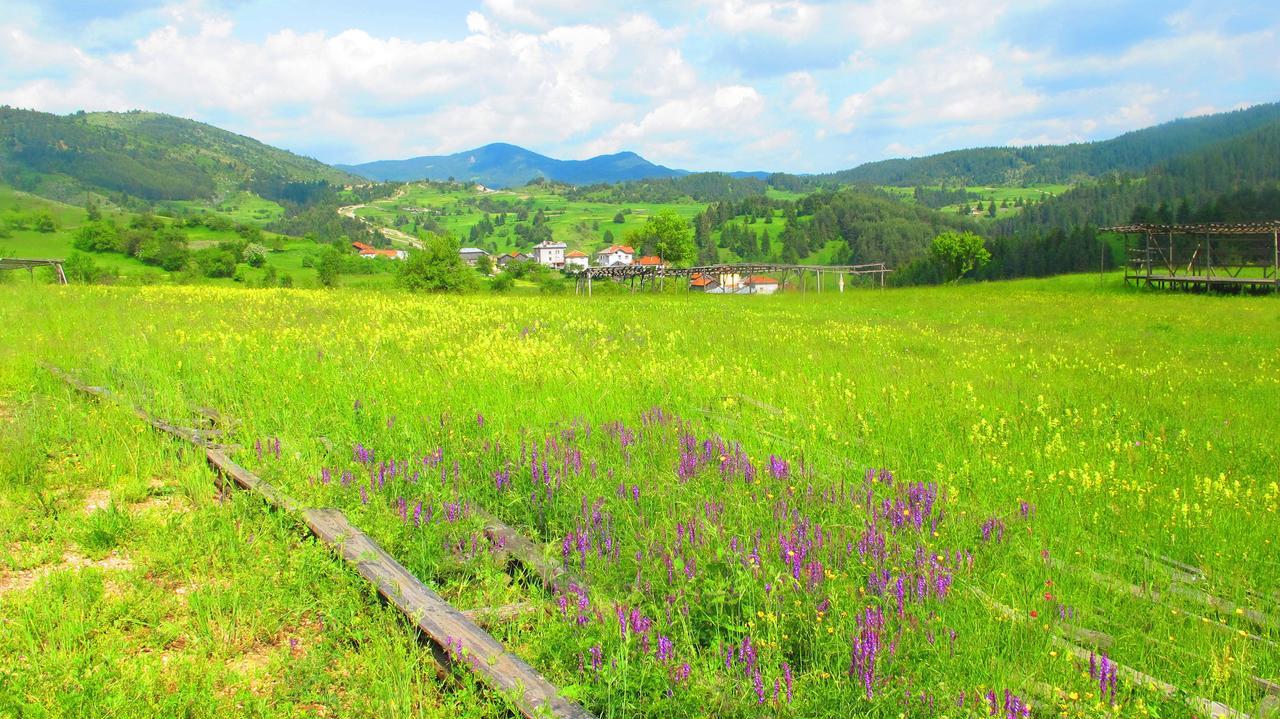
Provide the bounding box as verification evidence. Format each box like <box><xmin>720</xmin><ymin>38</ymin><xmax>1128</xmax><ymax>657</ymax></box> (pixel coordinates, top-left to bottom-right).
<box><xmin>49</xmin><ymin>368</ymin><xmax>593</xmax><ymax>719</ymax></box>
<box><xmin>302</xmin><ymin>508</ymin><xmax>593</xmax><ymax>719</ymax></box>
<box><xmin>47</xmin><ymin>365</ymin><xmax>230</xmax><ymax>449</ymax></box>
<box><xmin>475</xmin><ymin>509</ymin><xmax>585</xmax><ymax>591</ymax></box>
<box><xmin>205</xmin><ymin>448</ymin><xmax>302</xmax><ymax>513</ymax></box>
<box><xmin>969</xmin><ymin>584</ymin><xmax>1247</xmax><ymax>719</ymax></box>
<box><xmin>1046</xmin><ymin>555</ymin><xmax>1280</xmax><ymax>635</ymax></box>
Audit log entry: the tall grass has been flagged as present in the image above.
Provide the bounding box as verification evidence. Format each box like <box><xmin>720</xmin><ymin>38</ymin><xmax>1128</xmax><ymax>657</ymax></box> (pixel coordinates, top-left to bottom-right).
<box><xmin>1</xmin><ymin>274</ymin><xmax>1276</xmax><ymax>717</ymax></box>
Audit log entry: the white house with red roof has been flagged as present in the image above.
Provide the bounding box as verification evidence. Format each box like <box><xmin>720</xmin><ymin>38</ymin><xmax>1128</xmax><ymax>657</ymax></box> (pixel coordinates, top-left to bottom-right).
<box><xmin>351</xmin><ymin>241</ymin><xmax>407</xmax><ymax>260</ymax></box>
<box><xmin>564</xmin><ymin>249</ymin><xmax>589</xmax><ymax>270</ymax></box>
<box><xmin>595</xmin><ymin>244</ymin><xmax>634</xmax><ymax>266</ymax></box>
<box><xmin>744</xmin><ymin>275</ymin><xmax>779</xmax><ymax>294</ymax></box>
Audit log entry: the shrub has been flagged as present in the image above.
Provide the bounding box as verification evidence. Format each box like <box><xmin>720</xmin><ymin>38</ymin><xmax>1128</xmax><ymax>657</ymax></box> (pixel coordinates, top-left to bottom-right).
<box><xmin>194</xmin><ymin>247</ymin><xmax>237</xmax><ymax>278</ymax></box>
<box><xmin>490</xmin><ymin>273</ymin><xmax>515</xmax><ymax>293</ymax></box>
<box><xmin>63</xmin><ymin>251</ymin><xmax>101</xmax><ymax>283</ymax></box>
<box><xmin>397</xmin><ymin>235</ymin><xmax>477</xmax><ymax>293</ymax></box>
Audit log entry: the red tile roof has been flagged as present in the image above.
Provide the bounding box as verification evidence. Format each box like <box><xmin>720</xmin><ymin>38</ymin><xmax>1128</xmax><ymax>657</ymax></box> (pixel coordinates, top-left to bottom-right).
<box><xmin>351</xmin><ymin>241</ymin><xmax>375</xmax><ymax>252</ymax></box>
<box><xmin>597</xmin><ymin>245</ymin><xmax>635</xmax><ymax>255</ymax></box>
<box><xmin>746</xmin><ymin>275</ymin><xmax>778</xmax><ymax>284</ymax></box>
<box><xmin>636</xmin><ymin>255</ymin><xmax>664</xmax><ymax>266</ymax></box>
<box><xmin>566</xmin><ymin>250</ymin><xmax>587</xmax><ymax>258</ymax></box>
<box><xmin>690</xmin><ymin>275</ymin><xmax>715</xmax><ymax>287</ymax></box>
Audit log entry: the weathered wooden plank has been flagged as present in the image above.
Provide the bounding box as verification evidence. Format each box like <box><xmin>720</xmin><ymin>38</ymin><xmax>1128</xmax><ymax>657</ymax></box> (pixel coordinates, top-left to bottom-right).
<box><xmin>1050</xmin><ymin>637</ymin><xmax>1250</xmax><ymax>718</ymax></box>
<box><xmin>204</xmin><ymin>448</ymin><xmax>302</xmax><ymax>513</ymax></box>
<box><xmin>974</xmin><ymin>584</ymin><xmax>1248</xmax><ymax>717</ymax></box>
<box><xmin>1047</xmin><ymin>555</ymin><xmax>1280</xmax><ymax>635</ymax></box>
<box><xmin>48</xmin><ymin>364</ymin><xmax>230</xmax><ymax>448</ymax></box>
<box><xmin>474</xmin><ymin>509</ymin><xmax>585</xmax><ymax>592</ymax></box>
<box><xmin>301</xmin><ymin>508</ymin><xmax>594</xmax><ymax>719</ymax></box>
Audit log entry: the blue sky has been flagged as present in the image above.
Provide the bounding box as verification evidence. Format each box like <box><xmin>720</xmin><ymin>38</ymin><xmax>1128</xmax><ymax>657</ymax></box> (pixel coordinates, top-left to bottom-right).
<box><xmin>2</xmin><ymin>0</ymin><xmax>1277</xmax><ymax>172</ymax></box>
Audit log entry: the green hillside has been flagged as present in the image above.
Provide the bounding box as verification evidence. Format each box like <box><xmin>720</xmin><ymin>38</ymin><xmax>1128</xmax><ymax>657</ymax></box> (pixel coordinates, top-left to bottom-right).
<box><xmin>0</xmin><ymin>107</ymin><xmax>358</xmax><ymax>205</ymax></box>
<box><xmin>811</xmin><ymin>102</ymin><xmax>1280</xmax><ymax>187</ymax></box>
<box><xmin>995</xmin><ymin>121</ymin><xmax>1280</xmax><ymax>236</ymax></box>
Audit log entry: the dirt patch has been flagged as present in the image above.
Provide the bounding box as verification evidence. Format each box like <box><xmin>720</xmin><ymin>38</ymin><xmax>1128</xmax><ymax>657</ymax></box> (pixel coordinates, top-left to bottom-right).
<box><xmin>229</xmin><ymin>643</ymin><xmax>275</xmax><ymax>676</ymax></box>
<box><xmin>0</xmin><ymin>550</ymin><xmax>134</xmax><ymax>597</ymax></box>
<box><xmin>83</xmin><ymin>489</ymin><xmax>112</xmax><ymax>514</ymax></box>
<box><xmin>130</xmin><ymin>494</ymin><xmax>185</xmax><ymax>515</ymax></box>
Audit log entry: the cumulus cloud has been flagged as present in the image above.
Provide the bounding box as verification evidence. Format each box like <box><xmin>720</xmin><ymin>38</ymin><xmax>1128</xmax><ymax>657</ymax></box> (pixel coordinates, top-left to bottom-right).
<box><xmin>0</xmin><ymin>0</ymin><xmax>1276</xmax><ymax>173</ymax></box>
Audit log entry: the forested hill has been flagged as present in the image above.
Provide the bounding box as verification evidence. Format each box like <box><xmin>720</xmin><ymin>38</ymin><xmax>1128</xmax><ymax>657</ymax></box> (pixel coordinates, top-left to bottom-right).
<box><xmin>993</xmin><ymin>119</ymin><xmax>1280</xmax><ymax>236</ymax></box>
<box><xmin>0</xmin><ymin>107</ymin><xmax>358</xmax><ymax>203</ymax></box>
<box><xmin>338</xmin><ymin>142</ymin><xmax>686</xmax><ymax>187</ymax></box>
<box><xmin>818</xmin><ymin>102</ymin><xmax>1280</xmax><ymax>187</ymax></box>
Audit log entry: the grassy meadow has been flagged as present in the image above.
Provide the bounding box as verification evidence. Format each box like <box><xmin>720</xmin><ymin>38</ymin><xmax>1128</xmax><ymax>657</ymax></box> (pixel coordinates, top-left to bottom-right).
<box><xmin>0</xmin><ymin>186</ymin><xmax>394</xmax><ymax>289</ymax></box>
<box><xmin>1</xmin><ymin>274</ymin><xmax>1276</xmax><ymax>717</ymax></box>
<box><xmin>354</xmin><ymin>183</ymin><xmax>705</xmax><ymax>255</ymax></box>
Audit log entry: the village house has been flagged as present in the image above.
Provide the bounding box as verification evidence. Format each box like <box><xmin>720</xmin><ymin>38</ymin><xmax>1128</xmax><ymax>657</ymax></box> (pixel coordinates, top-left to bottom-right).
<box><xmin>351</xmin><ymin>241</ymin><xmax>407</xmax><ymax>260</ymax></box>
<box><xmin>458</xmin><ymin>247</ymin><xmax>490</xmax><ymax>266</ymax></box>
<box><xmin>744</xmin><ymin>275</ymin><xmax>779</xmax><ymax>294</ymax></box>
<box><xmin>688</xmin><ymin>273</ymin><xmax>720</xmax><ymax>292</ymax></box>
<box><xmin>495</xmin><ymin>250</ymin><xmax>531</xmax><ymax>268</ymax></box>
<box><xmin>532</xmin><ymin>240</ymin><xmax>567</xmax><ymax>268</ymax></box>
<box><xmin>635</xmin><ymin>255</ymin><xmax>667</xmax><ymax>267</ymax></box>
<box><xmin>595</xmin><ymin>244</ymin><xmax>634</xmax><ymax>266</ymax></box>
<box><xmin>564</xmin><ymin>250</ymin><xmax>589</xmax><ymax>270</ymax></box>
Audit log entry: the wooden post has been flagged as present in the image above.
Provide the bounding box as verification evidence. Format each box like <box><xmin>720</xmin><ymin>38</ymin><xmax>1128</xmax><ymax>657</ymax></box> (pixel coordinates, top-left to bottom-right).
<box><xmin>54</xmin><ymin>262</ymin><xmax>67</xmax><ymax>285</ymax></box>
<box><xmin>839</xmin><ymin>273</ymin><xmax>845</xmax><ymax>293</ymax></box>
<box><xmin>1273</xmin><ymin>230</ymin><xmax>1278</xmax><ymax>291</ymax></box>
<box><xmin>587</xmin><ymin>273</ymin><xmax>592</xmax><ymax>297</ymax></box>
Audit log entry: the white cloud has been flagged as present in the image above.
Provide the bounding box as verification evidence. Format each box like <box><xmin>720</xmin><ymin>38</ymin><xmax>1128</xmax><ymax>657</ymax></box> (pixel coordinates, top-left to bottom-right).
<box><xmin>841</xmin><ymin>0</ymin><xmax>1010</xmax><ymax>49</ymax></box>
<box><xmin>705</xmin><ymin>0</ymin><xmax>821</xmax><ymax>39</ymax></box>
<box><xmin>0</xmin><ymin>0</ymin><xmax>1275</xmax><ymax>173</ymax></box>
<box><xmin>786</xmin><ymin>72</ymin><xmax>830</xmax><ymax>123</ymax></box>
<box><xmin>832</xmin><ymin>49</ymin><xmax>1041</xmax><ymax>133</ymax></box>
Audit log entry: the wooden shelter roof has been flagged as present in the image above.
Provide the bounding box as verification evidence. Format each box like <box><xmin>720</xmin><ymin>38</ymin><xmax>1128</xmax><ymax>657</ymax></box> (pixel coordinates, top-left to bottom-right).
<box><xmin>1102</xmin><ymin>221</ymin><xmax>1280</xmax><ymax>236</ymax></box>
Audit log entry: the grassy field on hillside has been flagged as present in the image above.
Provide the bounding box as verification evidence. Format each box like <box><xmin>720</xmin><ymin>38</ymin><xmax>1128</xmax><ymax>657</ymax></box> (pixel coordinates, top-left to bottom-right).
<box><xmin>0</xmin><ymin>185</ymin><xmax>386</xmax><ymax>289</ymax></box>
<box><xmin>1</xmin><ymin>275</ymin><xmax>1276</xmax><ymax>718</ymax></box>
<box><xmin>882</xmin><ymin>184</ymin><xmax>1073</xmax><ymax>219</ymax></box>
<box><xmin>355</xmin><ymin>183</ymin><xmax>705</xmax><ymax>255</ymax></box>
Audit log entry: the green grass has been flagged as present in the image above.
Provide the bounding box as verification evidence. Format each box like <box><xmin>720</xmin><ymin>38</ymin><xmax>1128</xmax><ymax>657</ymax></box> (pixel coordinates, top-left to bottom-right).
<box><xmin>162</xmin><ymin>192</ymin><xmax>287</xmax><ymax>226</ymax></box>
<box><xmin>0</xmin><ymin>184</ymin><xmax>384</xmax><ymax>288</ymax></box>
<box><xmin>356</xmin><ymin>183</ymin><xmax>706</xmax><ymax>255</ymax></box>
<box><xmin>0</xmin><ymin>369</ymin><xmax>500</xmax><ymax>717</ymax></box>
<box><xmin>1</xmin><ymin>274</ymin><xmax>1276</xmax><ymax>717</ymax></box>
<box><xmin>881</xmin><ymin>184</ymin><xmax>1073</xmax><ymax>219</ymax></box>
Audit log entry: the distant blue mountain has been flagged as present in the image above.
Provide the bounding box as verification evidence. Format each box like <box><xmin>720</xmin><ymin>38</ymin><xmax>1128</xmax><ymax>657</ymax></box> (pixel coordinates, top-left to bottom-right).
<box><xmin>337</xmin><ymin>142</ymin><xmax>691</xmax><ymax>187</ymax></box>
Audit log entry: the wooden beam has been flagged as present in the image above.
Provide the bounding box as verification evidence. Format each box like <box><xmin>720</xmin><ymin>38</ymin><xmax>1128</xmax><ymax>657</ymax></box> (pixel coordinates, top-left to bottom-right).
<box><xmin>205</xmin><ymin>448</ymin><xmax>302</xmax><ymax>513</ymax></box>
<box><xmin>47</xmin><ymin>367</ymin><xmax>596</xmax><ymax>719</ymax></box>
<box><xmin>302</xmin><ymin>508</ymin><xmax>594</xmax><ymax>719</ymax></box>
<box><xmin>475</xmin><ymin>509</ymin><xmax>585</xmax><ymax>592</ymax></box>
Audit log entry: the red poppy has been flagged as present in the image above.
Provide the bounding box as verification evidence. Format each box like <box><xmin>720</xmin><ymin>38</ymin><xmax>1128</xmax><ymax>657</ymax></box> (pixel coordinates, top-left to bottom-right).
<box><xmin>1029</xmin><ymin>609</ymin><xmax>1039</xmax><ymax>618</ymax></box>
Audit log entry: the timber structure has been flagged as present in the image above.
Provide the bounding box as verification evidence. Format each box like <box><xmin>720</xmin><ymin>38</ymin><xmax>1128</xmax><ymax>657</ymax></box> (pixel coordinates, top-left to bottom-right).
<box><xmin>1104</xmin><ymin>222</ymin><xmax>1280</xmax><ymax>293</ymax></box>
<box><xmin>47</xmin><ymin>366</ymin><xmax>595</xmax><ymax>719</ymax></box>
<box><xmin>0</xmin><ymin>257</ymin><xmax>67</xmax><ymax>284</ymax></box>
<box><xmin>575</xmin><ymin>261</ymin><xmax>890</xmax><ymax>295</ymax></box>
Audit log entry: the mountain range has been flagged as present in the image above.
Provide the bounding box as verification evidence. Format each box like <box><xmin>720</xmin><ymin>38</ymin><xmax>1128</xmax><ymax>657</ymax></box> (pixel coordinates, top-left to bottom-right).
<box><xmin>0</xmin><ymin>102</ymin><xmax>1276</xmax><ymax>206</ymax></box>
<box><xmin>336</xmin><ymin>142</ymin><xmax>688</xmax><ymax>187</ymax></box>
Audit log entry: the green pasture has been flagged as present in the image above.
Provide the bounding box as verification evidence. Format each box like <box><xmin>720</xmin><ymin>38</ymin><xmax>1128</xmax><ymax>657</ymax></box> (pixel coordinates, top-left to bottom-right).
<box><xmin>1</xmin><ymin>275</ymin><xmax>1276</xmax><ymax>717</ymax></box>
